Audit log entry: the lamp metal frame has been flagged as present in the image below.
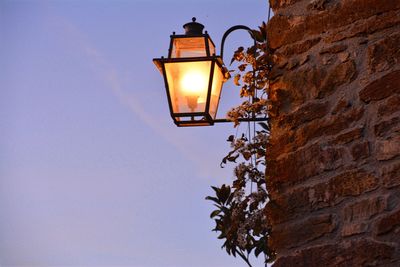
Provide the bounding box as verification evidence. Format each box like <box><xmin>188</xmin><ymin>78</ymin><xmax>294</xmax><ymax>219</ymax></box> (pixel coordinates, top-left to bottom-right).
<box><xmin>153</xmin><ymin>18</ymin><xmax>268</xmax><ymax>127</ymax></box>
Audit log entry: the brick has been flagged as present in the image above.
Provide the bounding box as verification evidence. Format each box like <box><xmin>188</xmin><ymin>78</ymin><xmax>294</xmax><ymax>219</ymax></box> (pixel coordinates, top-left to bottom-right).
<box><xmin>278</xmin><ymin>66</ymin><xmax>325</xmax><ymax>107</ymax></box>
<box><xmin>332</xmin><ymin>127</ymin><xmax>364</xmax><ymax>145</ymax></box>
<box><xmin>378</xmin><ymin>95</ymin><xmax>400</xmax><ymax>118</ymax></box>
<box><xmin>359</xmin><ymin>70</ymin><xmax>400</xmax><ymax>102</ymax></box>
<box><xmin>376</xmin><ymin>136</ymin><xmax>400</xmax><ymax>161</ymax></box>
<box><xmin>309</xmin><ymin>169</ymin><xmax>379</xmax><ymax>207</ymax></box>
<box><xmin>338</xmin><ymin>52</ymin><xmax>350</xmax><ymax>63</ymax></box>
<box><xmin>267</xmin><ymin>0</ymin><xmax>400</xmax><ymax>49</ymax></box>
<box><xmin>281</xmin><ymin>37</ymin><xmax>321</xmax><ymax>56</ymax></box>
<box><xmin>300</xmin><ymin>107</ymin><xmax>364</xmax><ymax>144</ymax></box>
<box><xmin>270</xmin><ymin>107</ymin><xmax>365</xmax><ymax>158</ymax></box>
<box><xmin>266</xmin><ymin>0</ymin><xmax>400</xmax><ymax>264</ymax></box>
<box><xmin>273</xmin><ymin>239</ymin><xmax>395</xmax><ymax>267</ymax></box>
<box><xmin>299</xmin><ymin>54</ymin><xmax>309</xmax><ymax>66</ymax></box>
<box><xmin>267</xmin><ymin>169</ymin><xmax>380</xmax><ymax>224</ymax></box>
<box><xmin>277</xmin><ymin>60</ymin><xmax>356</xmax><ymax>104</ymax></box>
<box><xmin>375</xmin><ymin>117</ymin><xmax>400</xmax><ymax>137</ymax></box>
<box><xmin>288</xmin><ymin>57</ymin><xmax>301</xmax><ymax>70</ymax></box>
<box><xmin>343</xmin><ymin>196</ymin><xmax>388</xmax><ymax>222</ymax></box>
<box><xmin>270</xmin><ymin>0</ymin><xmax>302</xmax><ymax>10</ymax></box>
<box><xmin>350</xmin><ymin>141</ymin><xmax>370</xmax><ymax>161</ymax></box>
<box><xmin>307</xmin><ymin>0</ymin><xmax>331</xmax><ymax>11</ymax></box>
<box><xmin>341</xmin><ymin>223</ymin><xmax>368</xmax><ymax>237</ymax></box>
<box><xmin>268</xmin><ymin>85</ymin><xmax>297</xmax><ymax>115</ymax></box>
<box><xmin>375</xmin><ymin>209</ymin><xmax>400</xmax><ymax>235</ymax></box>
<box><xmin>368</xmin><ymin>33</ymin><xmax>400</xmax><ymax>74</ymax></box>
<box><xmin>270</xmin><ymin>214</ymin><xmax>336</xmax><ymax>250</ymax></box>
<box><xmin>266</xmin><ymin>188</ymin><xmax>310</xmax><ymax>224</ymax></box>
<box><xmin>267</xmin><ymin>130</ymin><xmax>296</xmax><ymax>158</ymax></box>
<box><xmin>331</xmin><ymin>98</ymin><xmax>352</xmax><ymax>115</ymax></box>
<box><xmin>269</xmin><ymin>66</ymin><xmax>285</xmax><ymax>80</ymax></box>
<box><xmin>268</xmin><ymin>144</ymin><xmax>345</xmax><ymax>188</ymax></box>
<box><xmin>325</xmin><ymin>10</ymin><xmax>400</xmax><ymax>43</ymax></box>
<box><xmin>278</xmin><ymin>101</ymin><xmax>329</xmax><ymax>129</ymax></box>
<box><xmin>319</xmin><ymin>44</ymin><xmax>347</xmax><ymax>54</ymax></box>
<box><xmin>381</xmin><ymin>162</ymin><xmax>400</xmax><ymax>188</ymax></box>
<box><xmin>317</xmin><ymin>60</ymin><xmax>357</xmax><ymax>98</ymax></box>
<box><xmin>321</xmin><ymin>54</ymin><xmax>336</xmax><ymax>65</ymax></box>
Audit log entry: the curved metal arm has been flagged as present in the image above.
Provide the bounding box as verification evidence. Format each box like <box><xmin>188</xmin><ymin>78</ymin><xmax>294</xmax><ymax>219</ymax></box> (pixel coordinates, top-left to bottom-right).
<box><xmin>220</xmin><ymin>25</ymin><xmax>256</xmax><ymax>63</ymax></box>
<box><xmin>215</xmin><ymin>25</ymin><xmax>264</xmax><ymax>124</ymax></box>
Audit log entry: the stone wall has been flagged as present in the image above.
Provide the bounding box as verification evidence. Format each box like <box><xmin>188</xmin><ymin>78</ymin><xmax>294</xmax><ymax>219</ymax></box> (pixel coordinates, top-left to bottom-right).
<box><xmin>265</xmin><ymin>0</ymin><xmax>400</xmax><ymax>266</ymax></box>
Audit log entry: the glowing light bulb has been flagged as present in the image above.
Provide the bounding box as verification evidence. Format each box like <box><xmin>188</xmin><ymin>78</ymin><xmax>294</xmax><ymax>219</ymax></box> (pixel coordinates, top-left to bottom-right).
<box><xmin>180</xmin><ymin>70</ymin><xmax>208</xmax><ymax>95</ymax></box>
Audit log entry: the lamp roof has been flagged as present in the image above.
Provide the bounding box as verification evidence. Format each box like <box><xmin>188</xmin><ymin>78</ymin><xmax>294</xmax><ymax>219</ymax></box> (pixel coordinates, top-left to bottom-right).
<box><xmin>183</xmin><ymin>17</ymin><xmax>204</xmax><ymax>36</ymax></box>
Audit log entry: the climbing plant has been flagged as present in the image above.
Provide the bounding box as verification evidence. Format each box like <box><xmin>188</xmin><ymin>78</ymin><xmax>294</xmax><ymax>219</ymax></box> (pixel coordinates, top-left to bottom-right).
<box><xmin>206</xmin><ymin>22</ymin><xmax>275</xmax><ymax>267</ymax></box>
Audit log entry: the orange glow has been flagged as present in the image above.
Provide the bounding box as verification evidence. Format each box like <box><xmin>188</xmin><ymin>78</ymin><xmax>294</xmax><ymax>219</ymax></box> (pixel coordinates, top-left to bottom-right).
<box><xmin>180</xmin><ymin>69</ymin><xmax>208</xmax><ymax>95</ymax></box>
<box><xmin>171</xmin><ymin>37</ymin><xmax>215</xmax><ymax>58</ymax></box>
<box><xmin>164</xmin><ymin>60</ymin><xmax>224</xmax><ymax>118</ymax></box>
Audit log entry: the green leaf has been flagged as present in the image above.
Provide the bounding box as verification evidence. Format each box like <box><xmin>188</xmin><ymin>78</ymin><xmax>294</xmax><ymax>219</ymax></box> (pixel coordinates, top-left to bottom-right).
<box><xmin>231</xmin><ymin>248</ymin><xmax>236</xmax><ymax>257</ymax></box>
<box><xmin>233</xmin><ymin>74</ymin><xmax>241</xmax><ymax>86</ymax></box>
<box><xmin>220</xmin><ymin>157</ymin><xmax>227</xmax><ymax>167</ymax></box>
<box><xmin>211</xmin><ymin>186</ymin><xmax>220</xmax><ymax>194</ymax></box>
<box><xmin>217</xmin><ymin>233</ymin><xmax>226</xmax><ymax>239</ymax></box>
<box><xmin>258</xmin><ymin>122</ymin><xmax>270</xmax><ymax>131</ymax></box>
<box><xmin>218</xmin><ymin>185</ymin><xmax>231</xmax><ymax>204</ymax></box>
<box><xmin>206</xmin><ymin>28</ymin><xmax>273</xmax><ymax>265</ymax></box>
<box><xmin>238</xmin><ymin>64</ymin><xmax>247</xmax><ymax>71</ymax></box>
<box><xmin>205</xmin><ymin>196</ymin><xmax>220</xmax><ymax>204</ymax></box>
<box><xmin>225</xmin><ymin>246</ymin><xmax>231</xmax><ymax>255</ymax></box>
<box><xmin>226</xmin><ymin>194</ymin><xmax>234</xmax><ymax>205</ymax></box>
<box><xmin>249</xmin><ymin>201</ymin><xmax>258</xmax><ymax>212</ymax></box>
<box><xmin>233</xmin><ymin>179</ymin><xmax>245</xmax><ymax>189</ymax></box>
<box><xmin>227</xmin><ymin>154</ymin><xmax>239</xmax><ymax>162</ymax></box>
<box><xmin>254</xmin><ymin>245</ymin><xmax>263</xmax><ymax>257</ymax></box>
<box><xmin>210</xmin><ymin>210</ymin><xmax>221</xmax><ymax>218</ymax></box>
<box><xmin>247</xmin><ymin>245</ymin><xmax>253</xmax><ymax>254</ymax></box>
<box><xmin>213</xmin><ymin>203</ymin><xmax>222</xmax><ymax>209</ymax></box>
<box><xmin>242</xmin><ymin>151</ymin><xmax>251</xmax><ymax>161</ymax></box>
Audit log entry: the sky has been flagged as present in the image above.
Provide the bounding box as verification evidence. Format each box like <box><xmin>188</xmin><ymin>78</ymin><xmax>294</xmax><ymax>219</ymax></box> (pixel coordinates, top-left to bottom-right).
<box><xmin>0</xmin><ymin>1</ymin><xmax>270</xmax><ymax>266</ymax></box>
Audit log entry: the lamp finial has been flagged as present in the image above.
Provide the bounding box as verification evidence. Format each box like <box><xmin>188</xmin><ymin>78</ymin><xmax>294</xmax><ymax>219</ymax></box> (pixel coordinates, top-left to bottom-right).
<box><xmin>183</xmin><ymin>17</ymin><xmax>204</xmax><ymax>36</ymax></box>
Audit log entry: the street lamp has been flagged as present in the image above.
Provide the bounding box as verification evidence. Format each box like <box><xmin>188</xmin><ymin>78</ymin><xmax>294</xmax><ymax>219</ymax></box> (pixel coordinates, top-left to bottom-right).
<box><xmin>153</xmin><ymin>17</ymin><xmax>266</xmax><ymax>127</ymax></box>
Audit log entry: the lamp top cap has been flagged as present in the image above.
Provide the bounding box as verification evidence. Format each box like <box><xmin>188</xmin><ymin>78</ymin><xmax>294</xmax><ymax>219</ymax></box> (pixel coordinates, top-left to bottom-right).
<box><xmin>183</xmin><ymin>17</ymin><xmax>205</xmax><ymax>36</ymax></box>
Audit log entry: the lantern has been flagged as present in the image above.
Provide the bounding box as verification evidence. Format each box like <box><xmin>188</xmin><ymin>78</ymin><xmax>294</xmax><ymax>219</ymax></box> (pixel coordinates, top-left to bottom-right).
<box><xmin>153</xmin><ymin>18</ymin><xmax>229</xmax><ymax>127</ymax></box>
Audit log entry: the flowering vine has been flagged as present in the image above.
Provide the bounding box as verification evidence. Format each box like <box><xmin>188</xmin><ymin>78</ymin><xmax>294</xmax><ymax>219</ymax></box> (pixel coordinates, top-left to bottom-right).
<box><xmin>206</xmin><ymin>22</ymin><xmax>275</xmax><ymax>266</ymax></box>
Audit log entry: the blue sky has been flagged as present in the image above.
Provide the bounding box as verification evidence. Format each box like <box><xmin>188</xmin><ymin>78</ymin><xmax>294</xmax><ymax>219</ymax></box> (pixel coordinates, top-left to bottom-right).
<box><xmin>0</xmin><ymin>1</ymin><xmax>269</xmax><ymax>266</ymax></box>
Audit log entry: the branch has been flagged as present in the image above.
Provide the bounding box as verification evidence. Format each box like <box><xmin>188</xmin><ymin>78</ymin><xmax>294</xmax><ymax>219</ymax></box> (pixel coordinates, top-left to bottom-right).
<box><xmin>235</xmin><ymin>249</ymin><xmax>253</xmax><ymax>267</ymax></box>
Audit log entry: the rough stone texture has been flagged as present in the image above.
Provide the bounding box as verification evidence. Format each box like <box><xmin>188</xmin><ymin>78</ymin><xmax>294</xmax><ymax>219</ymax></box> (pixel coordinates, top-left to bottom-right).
<box><xmin>270</xmin><ymin>214</ymin><xmax>336</xmax><ymax>250</ymax></box>
<box><xmin>375</xmin><ymin>209</ymin><xmax>400</xmax><ymax>235</ymax></box>
<box><xmin>381</xmin><ymin>162</ymin><xmax>400</xmax><ymax>189</ymax></box>
<box><xmin>368</xmin><ymin>33</ymin><xmax>400</xmax><ymax>74</ymax></box>
<box><xmin>267</xmin><ymin>169</ymin><xmax>379</xmax><ymax>224</ymax></box>
<box><xmin>267</xmin><ymin>0</ymin><xmax>400</xmax><ymax>49</ymax></box>
<box><xmin>343</xmin><ymin>196</ymin><xmax>388</xmax><ymax>222</ymax></box>
<box><xmin>359</xmin><ymin>70</ymin><xmax>400</xmax><ymax>102</ymax></box>
<box><xmin>378</xmin><ymin>95</ymin><xmax>400</xmax><ymax>118</ymax></box>
<box><xmin>266</xmin><ymin>0</ymin><xmax>400</xmax><ymax>265</ymax></box>
<box><xmin>273</xmin><ymin>239</ymin><xmax>396</xmax><ymax>267</ymax></box>
<box><xmin>376</xmin><ymin>137</ymin><xmax>400</xmax><ymax>161</ymax></box>
<box><xmin>375</xmin><ymin>117</ymin><xmax>400</xmax><ymax>138</ymax></box>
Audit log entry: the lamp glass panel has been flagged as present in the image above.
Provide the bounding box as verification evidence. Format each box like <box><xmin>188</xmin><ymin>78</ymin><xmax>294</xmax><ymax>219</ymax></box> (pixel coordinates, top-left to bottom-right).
<box><xmin>209</xmin><ymin>63</ymin><xmax>224</xmax><ymax>118</ymax></box>
<box><xmin>164</xmin><ymin>61</ymin><xmax>212</xmax><ymax>114</ymax></box>
<box><xmin>171</xmin><ymin>37</ymin><xmax>215</xmax><ymax>58</ymax></box>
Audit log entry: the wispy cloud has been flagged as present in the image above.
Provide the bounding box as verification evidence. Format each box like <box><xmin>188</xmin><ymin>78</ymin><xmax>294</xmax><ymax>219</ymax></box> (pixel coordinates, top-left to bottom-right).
<box><xmin>57</xmin><ymin>16</ymin><xmax>227</xmax><ymax>178</ymax></box>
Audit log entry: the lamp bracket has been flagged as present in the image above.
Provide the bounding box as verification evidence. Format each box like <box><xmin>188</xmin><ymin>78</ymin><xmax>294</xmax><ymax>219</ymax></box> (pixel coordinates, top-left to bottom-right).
<box><xmin>213</xmin><ymin>117</ymin><xmax>268</xmax><ymax>124</ymax></box>
<box><xmin>220</xmin><ymin>25</ymin><xmax>256</xmax><ymax>63</ymax></box>
<box><xmin>216</xmin><ymin>25</ymin><xmax>264</xmax><ymax>125</ymax></box>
